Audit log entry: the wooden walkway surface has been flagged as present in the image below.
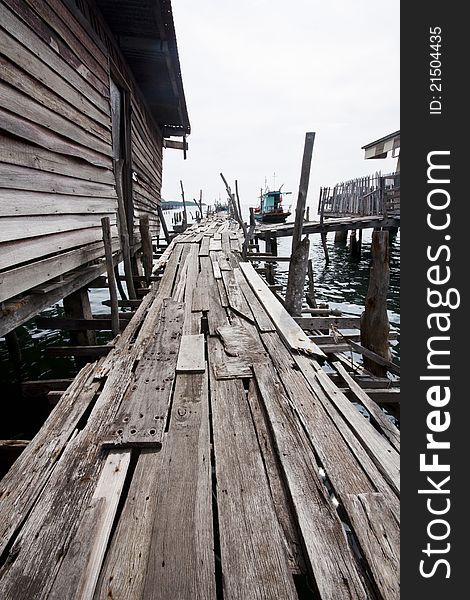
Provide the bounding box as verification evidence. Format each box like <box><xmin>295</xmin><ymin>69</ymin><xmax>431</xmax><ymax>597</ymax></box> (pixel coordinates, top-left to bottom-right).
<box><xmin>256</xmin><ymin>215</ymin><xmax>400</xmax><ymax>238</ymax></box>
<box><xmin>0</xmin><ymin>218</ymin><xmax>400</xmax><ymax>599</ymax></box>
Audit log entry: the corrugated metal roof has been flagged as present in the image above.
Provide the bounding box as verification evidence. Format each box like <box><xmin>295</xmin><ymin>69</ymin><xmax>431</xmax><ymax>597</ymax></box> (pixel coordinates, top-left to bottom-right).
<box><xmin>96</xmin><ymin>0</ymin><xmax>190</xmax><ymax>135</ymax></box>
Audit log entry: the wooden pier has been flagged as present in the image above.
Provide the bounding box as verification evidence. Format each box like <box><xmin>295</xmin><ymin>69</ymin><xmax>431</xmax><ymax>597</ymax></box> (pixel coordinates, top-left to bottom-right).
<box><xmin>0</xmin><ymin>218</ymin><xmax>399</xmax><ymax>600</ymax></box>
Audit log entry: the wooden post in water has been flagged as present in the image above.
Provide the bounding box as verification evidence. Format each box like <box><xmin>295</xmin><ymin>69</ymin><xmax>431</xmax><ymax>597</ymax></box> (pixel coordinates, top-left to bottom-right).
<box><xmin>139</xmin><ymin>215</ymin><xmax>153</xmax><ymax>286</ymax></box>
<box><xmin>349</xmin><ymin>229</ymin><xmax>362</xmax><ymax>259</ymax></box>
<box><xmin>157</xmin><ymin>203</ymin><xmax>171</xmax><ymax>244</ymax></box>
<box><xmin>5</xmin><ymin>330</ymin><xmax>22</xmax><ymax>382</ymax></box>
<box><xmin>360</xmin><ymin>230</ymin><xmax>391</xmax><ymax>377</ymax></box>
<box><xmin>334</xmin><ymin>229</ymin><xmax>348</xmax><ymax>243</ymax></box>
<box><xmin>306</xmin><ymin>258</ymin><xmax>317</xmax><ymax>308</ymax></box>
<box><xmin>180</xmin><ymin>180</ymin><xmax>188</xmax><ymax>230</ymax></box>
<box><xmin>285</xmin><ymin>132</ymin><xmax>315</xmax><ymax>316</ymax></box>
<box><xmin>101</xmin><ymin>217</ymin><xmax>120</xmax><ymax>337</ymax></box>
<box><xmin>242</xmin><ymin>208</ymin><xmax>256</xmax><ymax>260</ymax></box>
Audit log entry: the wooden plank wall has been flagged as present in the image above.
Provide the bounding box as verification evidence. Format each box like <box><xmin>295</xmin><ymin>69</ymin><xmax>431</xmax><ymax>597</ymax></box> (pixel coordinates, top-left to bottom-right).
<box><xmin>0</xmin><ymin>0</ymin><xmax>162</xmax><ymax>305</ymax></box>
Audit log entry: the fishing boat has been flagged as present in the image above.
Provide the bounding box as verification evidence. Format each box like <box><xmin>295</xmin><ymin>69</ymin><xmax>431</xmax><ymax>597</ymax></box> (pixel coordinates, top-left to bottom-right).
<box><xmin>253</xmin><ymin>188</ymin><xmax>292</xmax><ymax>223</ymax></box>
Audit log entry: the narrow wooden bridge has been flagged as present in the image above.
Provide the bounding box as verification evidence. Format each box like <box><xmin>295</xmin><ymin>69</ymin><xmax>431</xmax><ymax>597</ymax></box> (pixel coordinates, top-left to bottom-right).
<box><xmin>0</xmin><ymin>218</ymin><xmax>399</xmax><ymax>600</ymax></box>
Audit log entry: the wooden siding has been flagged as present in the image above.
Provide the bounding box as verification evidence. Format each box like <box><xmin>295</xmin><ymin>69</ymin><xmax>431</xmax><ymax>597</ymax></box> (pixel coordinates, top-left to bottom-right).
<box><xmin>0</xmin><ymin>0</ymin><xmax>162</xmax><ymax>307</ymax></box>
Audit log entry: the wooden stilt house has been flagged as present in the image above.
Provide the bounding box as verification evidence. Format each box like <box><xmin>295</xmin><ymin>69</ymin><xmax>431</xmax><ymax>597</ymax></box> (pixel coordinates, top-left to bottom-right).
<box><xmin>0</xmin><ymin>0</ymin><xmax>189</xmax><ymax>337</ymax></box>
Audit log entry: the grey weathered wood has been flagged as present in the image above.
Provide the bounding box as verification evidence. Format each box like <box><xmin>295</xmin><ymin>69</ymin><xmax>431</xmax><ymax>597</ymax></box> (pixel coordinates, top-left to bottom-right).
<box><xmin>285</xmin><ymin>235</ymin><xmax>310</xmax><ymax>316</ymax></box>
<box><xmin>156</xmin><ymin>203</ymin><xmax>171</xmax><ymax>244</ymax></box>
<box><xmin>209</xmin><ymin>339</ymin><xmax>298</xmax><ymax>599</ymax></box>
<box><xmin>115</xmin><ymin>159</ymin><xmax>137</xmax><ymax>299</ymax></box>
<box><xmin>0</xmin><ymin>362</ymin><xmax>101</xmax><ymax>556</ymax></box>
<box><xmin>295</xmin><ymin>316</ymin><xmax>362</xmax><ymax>330</ymax></box>
<box><xmin>139</xmin><ymin>215</ymin><xmax>154</xmax><ymax>286</ymax></box>
<box><xmin>101</xmin><ymin>217</ymin><xmax>120</xmax><ymax>337</ymax></box>
<box><xmin>233</xmin><ymin>268</ymin><xmax>275</xmax><ymax>332</ymax></box>
<box><xmin>291</xmin><ymin>132</ymin><xmax>315</xmax><ymax>249</ymax></box>
<box><xmin>222</xmin><ymin>269</ymin><xmax>254</xmax><ymax>322</ymax></box>
<box><xmin>343</xmin><ymin>493</ymin><xmax>400</xmax><ymax>600</ymax></box>
<box><xmin>361</xmin><ymin>230</ymin><xmax>391</xmax><ymax>376</ymax></box>
<box><xmin>104</xmin><ymin>300</ymin><xmax>184</xmax><ymax>448</ymax></box>
<box><xmin>239</xmin><ymin>262</ymin><xmax>325</xmax><ymax>359</ymax></box>
<box><xmin>48</xmin><ymin>451</ymin><xmax>132</xmax><ymax>600</ymax></box>
<box><xmin>333</xmin><ymin>361</ymin><xmax>400</xmax><ymax>451</ymax></box>
<box><xmin>348</xmin><ymin>340</ymin><xmax>400</xmax><ymax>375</ymax></box>
<box><xmin>253</xmin><ymin>362</ymin><xmax>368</xmax><ymax>599</ymax></box>
<box><xmin>246</xmin><ymin>380</ymin><xmax>305</xmax><ymax>574</ymax></box>
<box><xmin>176</xmin><ymin>334</ymin><xmax>205</xmax><ymax>373</ymax></box>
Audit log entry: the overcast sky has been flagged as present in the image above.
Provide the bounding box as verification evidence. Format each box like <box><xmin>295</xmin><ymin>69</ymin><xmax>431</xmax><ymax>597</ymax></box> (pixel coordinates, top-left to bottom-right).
<box><xmin>162</xmin><ymin>0</ymin><xmax>399</xmax><ymax>217</ymax></box>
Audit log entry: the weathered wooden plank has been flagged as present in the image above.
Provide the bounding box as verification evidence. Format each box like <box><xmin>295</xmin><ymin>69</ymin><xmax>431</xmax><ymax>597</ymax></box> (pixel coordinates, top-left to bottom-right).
<box><xmin>22</xmin><ymin>0</ymin><xmax>108</xmax><ymax>81</ymax></box>
<box><xmin>246</xmin><ymin>380</ymin><xmax>305</xmax><ymax>574</ymax></box>
<box><xmin>0</xmin><ymin>164</ymin><xmax>116</xmax><ymax>197</ymax></box>
<box><xmin>0</xmin><ymin>55</ymin><xmax>110</xmax><ymax>143</ymax></box>
<box><xmin>0</xmin><ymin>238</ymin><xmax>119</xmax><ymax>303</ymax></box>
<box><xmin>0</xmin><ymin>134</ymin><xmax>114</xmax><ymax>184</ymax></box>
<box><xmin>199</xmin><ymin>234</ymin><xmax>211</xmax><ymax>256</ymax></box>
<box><xmin>0</xmin><ymin>362</ymin><xmax>100</xmax><ymax>556</ymax></box>
<box><xmin>103</xmin><ymin>300</ymin><xmax>184</xmax><ymax>448</ymax></box>
<box><xmin>333</xmin><ymin>361</ymin><xmax>400</xmax><ymax>451</ymax></box>
<box><xmin>233</xmin><ymin>267</ymin><xmax>275</xmax><ymax>332</ymax></box>
<box><xmin>0</xmin><ymin>189</ymin><xmax>116</xmax><ymax>217</ymax></box>
<box><xmin>240</xmin><ymin>262</ymin><xmax>325</xmax><ymax>359</ymax></box>
<box><xmin>141</xmin><ymin>372</ymin><xmax>215</xmax><ymax>599</ymax></box>
<box><xmin>35</xmin><ymin>317</ymin><xmax>126</xmax><ymax>331</ymax></box>
<box><xmin>222</xmin><ymin>269</ymin><xmax>254</xmax><ymax>322</ymax></box>
<box><xmin>304</xmin><ymin>357</ymin><xmax>400</xmax><ymax>495</ymax></box>
<box><xmin>295</xmin><ymin>316</ymin><xmax>362</xmax><ymax>330</ymax></box>
<box><xmin>343</xmin><ymin>493</ymin><xmax>400</xmax><ymax>600</ymax></box>
<box><xmin>0</xmin><ymin>213</ymin><xmax>117</xmax><ymax>243</ymax></box>
<box><xmin>209</xmin><ymin>339</ymin><xmax>298</xmax><ymax>600</ymax></box>
<box><xmin>176</xmin><ymin>334</ymin><xmax>205</xmax><ymax>373</ymax></box>
<box><xmin>0</xmin><ymin>4</ymin><xmax>110</xmax><ymax>119</ymax></box>
<box><xmin>0</xmin><ymin>108</ymin><xmax>111</xmax><ymax>167</ymax></box>
<box><xmin>253</xmin><ymin>363</ymin><xmax>368</xmax><ymax>599</ymax></box>
<box><xmin>48</xmin><ymin>451</ymin><xmax>132</xmax><ymax>600</ymax></box>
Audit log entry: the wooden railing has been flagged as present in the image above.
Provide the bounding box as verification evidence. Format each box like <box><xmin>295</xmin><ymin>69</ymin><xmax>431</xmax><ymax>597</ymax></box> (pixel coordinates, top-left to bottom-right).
<box><xmin>319</xmin><ymin>172</ymin><xmax>400</xmax><ymax>218</ymax></box>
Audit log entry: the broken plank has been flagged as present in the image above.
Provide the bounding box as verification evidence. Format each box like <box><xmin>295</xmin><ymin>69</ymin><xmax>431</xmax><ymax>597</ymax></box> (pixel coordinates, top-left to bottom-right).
<box><xmin>176</xmin><ymin>334</ymin><xmax>205</xmax><ymax>373</ymax></box>
<box><xmin>253</xmin><ymin>362</ymin><xmax>368</xmax><ymax>599</ymax></box>
<box><xmin>295</xmin><ymin>316</ymin><xmax>362</xmax><ymax>330</ymax></box>
<box><xmin>333</xmin><ymin>361</ymin><xmax>400</xmax><ymax>451</ymax></box>
<box><xmin>222</xmin><ymin>269</ymin><xmax>254</xmax><ymax>322</ymax></box>
<box><xmin>209</xmin><ymin>339</ymin><xmax>298</xmax><ymax>599</ymax></box>
<box><xmin>239</xmin><ymin>262</ymin><xmax>325</xmax><ymax>360</ymax></box>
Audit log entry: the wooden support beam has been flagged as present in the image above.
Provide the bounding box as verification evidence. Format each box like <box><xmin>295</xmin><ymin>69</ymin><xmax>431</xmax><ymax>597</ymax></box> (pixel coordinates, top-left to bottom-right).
<box><xmin>285</xmin><ymin>132</ymin><xmax>315</xmax><ymax>316</ymax></box>
<box><xmin>63</xmin><ymin>287</ymin><xmax>97</xmax><ymax>348</ymax></box>
<box><xmin>139</xmin><ymin>215</ymin><xmax>153</xmax><ymax>286</ymax></box>
<box><xmin>101</xmin><ymin>217</ymin><xmax>120</xmax><ymax>337</ymax></box>
<box><xmin>360</xmin><ymin>230</ymin><xmax>391</xmax><ymax>376</ymax></box>
<box><xmin>156</xmin><ymin>203</ymin><xmax>171</xmax><ymax>244</ymax></box>
<box><xmin>294</xmin><ymin>316</ymin><xmax>362</xmax><ymax>330</ymax></box>
<box><xmin>46</xmin><ymin>345</ymin><xmax>113</xmax><ymax>358</ymax></box>
<box><xmin>348</xmin><ymin>340</ymin><xmax>400</xmax><ymax>376</ymax></box>
<box><xmin>114</xmin><ymin>159</ymin><xmax>137</xmax><ymax>299</ymax></box>
<box><xmin>102</xmin><ymin>299</ymin><xmax>141</xmax><ymax>308</ymax></box>
<box><xmin>21</xmin><ymin>379</ymin><xmax>74</xmax><ymax>398</ymax></box>
<box><xmin>36</xmin><ymin>317</ymin><xmax>128</xmax><ymax>331</ymax></box>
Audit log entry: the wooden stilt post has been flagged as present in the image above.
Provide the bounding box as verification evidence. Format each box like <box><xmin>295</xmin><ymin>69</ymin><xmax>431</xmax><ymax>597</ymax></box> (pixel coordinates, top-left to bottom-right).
<box><xmin>157</xmin><ymin>203</ymin><xmax>171</xmax><ymax>244</ymax></box>
<box><xmin>270</xmin><ymin>235</ymin><xmax>278</xmax><ymax>257</ymax></box>
<box><xmin>334</xmin><ymin>229</ymin><xmax>348</xmax><ymax>244</ymax></box>
<box><xmin>101</xmin><ymin>217</ymin><xmax>120</xmax><ymax>337</ymax></box>
<box><xmin>180</xmin><ymin>180</ymin><xmax>188</xmax><ymax>230</ymax></box>
<box><xmin>285</xmin><ymin>132</ymin><xmax>316</xmax><ymax>316</ymax></box>
<box><xmin>242</xmin><ymin>208</ymin><xmax>256</xmax><ymax>260</ymax></box>
<box><xmin>360</xmin><ymin>230</ymin><xmax>391</xmax><ymax>377</ymax></box>
<box><xmin>114</xmin><ymin>159</ymin><xmax>137</xmax><ymax>299</ymax></box>
<box><xmin>5</xmin><ymin>330</ymin><xmax>22</xmax><ymax>382</ymax></box>
<box><xmin>114</xmin><ymin>265</ymin><xmax>127</xmax><ymax>301</ymax></box>
<box><xmin>199</xmin><ymin>189</ymin><xmax>203</xmax><ymax>220</ymax></box>
<box><xmin>319</xmin><ymin>195</ymin><xmax>330</xmax><ymax>265</ymax></box>
<box><xmin>349</xmin><ymin>229</ymin><xmax>361</xmax><ymax>259</ymax></box>
<box><xmin>63</xmin><ymin>288</ymin><xmax>97</xmax><ymax>347</ymax></box>
<box><xmin>139</xmin><ymin>215</ymin><xmax>153</xmax><ymax>286</ymax></box>
<box><xmin>306</xmin><ymin>258</ymin><xmax>317</xmax><ymax>308</ymax></box>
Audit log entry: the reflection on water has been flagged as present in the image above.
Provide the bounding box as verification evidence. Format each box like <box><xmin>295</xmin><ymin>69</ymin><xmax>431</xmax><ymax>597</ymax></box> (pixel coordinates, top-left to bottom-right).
<box><xmin>0</xmin><ymin>213</ymin><xmax>399</xmax><ymax>436</ymax></box>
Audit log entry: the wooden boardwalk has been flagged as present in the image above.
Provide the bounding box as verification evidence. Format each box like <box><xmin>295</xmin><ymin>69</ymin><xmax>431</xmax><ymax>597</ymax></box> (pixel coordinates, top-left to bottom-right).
<box><xmin>0</xmin><ymin>218</ymin><xmax>399</xmax><ymax>600</ymax></box>
<box><xmin>256</xmin><ymin>215</ymin><xmax>400</xmax><ymax>239</ymax></box>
